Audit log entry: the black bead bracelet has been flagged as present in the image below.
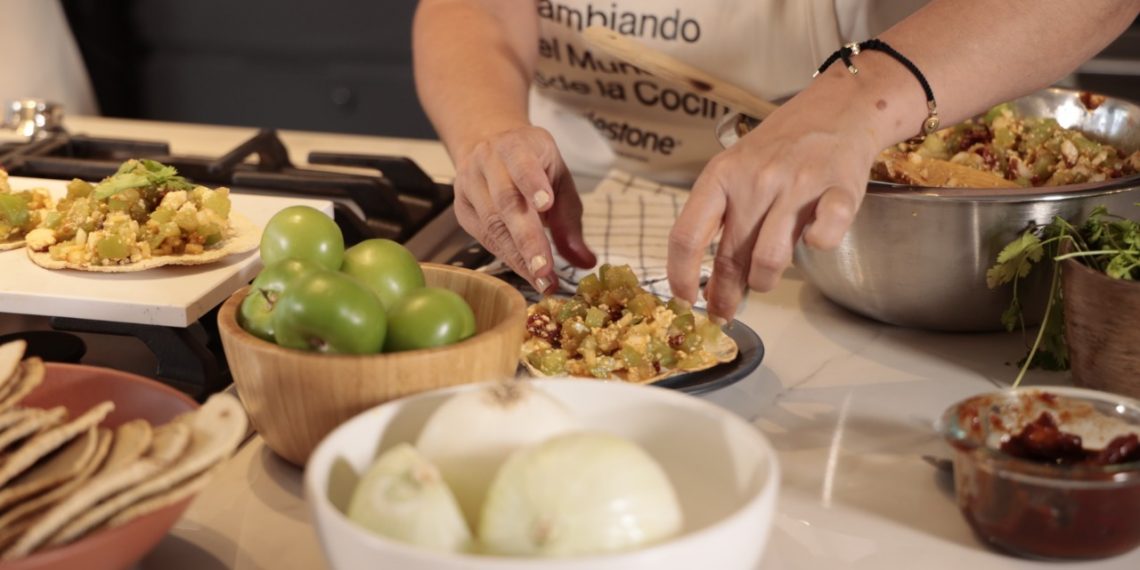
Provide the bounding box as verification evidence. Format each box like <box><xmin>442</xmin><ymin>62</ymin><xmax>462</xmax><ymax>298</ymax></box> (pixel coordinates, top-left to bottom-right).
<box><xmin>814</xmin><ymin>39</ymin><xmax>940</xmax><ymax>139</ymax></box>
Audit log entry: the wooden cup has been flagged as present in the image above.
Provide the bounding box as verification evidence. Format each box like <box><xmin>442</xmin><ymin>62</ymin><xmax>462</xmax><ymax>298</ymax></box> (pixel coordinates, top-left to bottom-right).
<box><xmin>1061</xmin><ymin>258</ymin><xmax>1140</xmax><ymax>399</ymax></box>
<box><xmin>217</xmin><ymin>263</ymin><xmax>527</xmax><ymax>466</ymax></box>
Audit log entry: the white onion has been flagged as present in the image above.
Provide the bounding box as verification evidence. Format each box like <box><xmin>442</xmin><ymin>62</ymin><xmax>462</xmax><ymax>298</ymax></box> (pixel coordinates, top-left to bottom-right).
<box><xmin>415</xmin><ymin>381</ymin><xmax>580</xmax><ymax>528</ymax></box>
<box><xmin>479</xmin><ymin>431</ymin><xmax>683</xmax><ymax>557</ymax></box>
<box><xmin>346</xmin><ymin>443</ymin><xmax>471</xmax><ymax>553</ymax></box>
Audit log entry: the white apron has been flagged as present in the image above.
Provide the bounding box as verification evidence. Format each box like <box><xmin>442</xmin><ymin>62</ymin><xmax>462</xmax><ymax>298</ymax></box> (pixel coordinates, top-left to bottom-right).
<box><xmin>531</xmin><ymin>0</ymin><xmax>929</xmax><ymax>184</ymax></box>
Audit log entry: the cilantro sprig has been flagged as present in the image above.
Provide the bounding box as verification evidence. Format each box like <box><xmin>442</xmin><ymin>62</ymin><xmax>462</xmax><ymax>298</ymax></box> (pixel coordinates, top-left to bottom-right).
<box><xmin>986</xmin><ymin>204</ymin><xmax>1140</xmax><ymax>386</ymax></box>
<box><xmin>92</xmin><ymin>159</ymin><xmax>193</xmax><ymax>201</ymax></box>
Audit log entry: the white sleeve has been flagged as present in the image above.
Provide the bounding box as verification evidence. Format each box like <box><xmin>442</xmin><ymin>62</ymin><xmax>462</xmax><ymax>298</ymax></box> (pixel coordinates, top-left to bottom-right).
<box><xmin>834</xmin><ymin>0</ymin><xmax>932</xmax><ymax>43</ymax></box>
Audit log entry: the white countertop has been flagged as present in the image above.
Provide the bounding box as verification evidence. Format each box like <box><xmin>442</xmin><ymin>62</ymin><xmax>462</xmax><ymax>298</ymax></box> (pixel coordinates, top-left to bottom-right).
<box><xmin>23</xmin><ymin>116</ymin><xmax>1133</xmax><ymax>570</ymax></box>
<box><xmin>0</xmin><ymin>177</ymin><xmax>332</xmax><ymax>327</ymax></box>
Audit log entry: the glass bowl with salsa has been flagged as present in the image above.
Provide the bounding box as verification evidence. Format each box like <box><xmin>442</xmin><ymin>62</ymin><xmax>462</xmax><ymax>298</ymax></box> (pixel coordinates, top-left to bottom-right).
<box><xmin>939</xmin><ymin>386</ymin><xmax>1140</xmax><ymax>559</ymax></box>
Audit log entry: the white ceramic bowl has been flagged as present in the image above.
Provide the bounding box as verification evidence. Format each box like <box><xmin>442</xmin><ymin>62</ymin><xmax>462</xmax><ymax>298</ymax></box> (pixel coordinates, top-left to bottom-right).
<box><xmin>304</xmin><ymin>379</ymin><xmax>780</xmax><ymax>570</ymax></box>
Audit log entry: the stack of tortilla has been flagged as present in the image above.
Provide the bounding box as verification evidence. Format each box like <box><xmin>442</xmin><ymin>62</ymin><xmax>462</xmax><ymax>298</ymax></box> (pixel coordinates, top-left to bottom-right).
<box><xmin>0</xmin><ymin>340</ymin><xmax>248</xmax><ymax>559</ymax></box>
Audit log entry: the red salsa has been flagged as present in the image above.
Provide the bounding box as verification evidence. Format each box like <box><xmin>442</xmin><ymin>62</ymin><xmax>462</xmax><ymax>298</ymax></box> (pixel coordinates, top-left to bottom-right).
<box><xmin>1000</xmin><ymin>411</ymin><xmax>1140</xmax><ymax>466</ymax></box>
<box><xmin>951</xmin><ymin>392</ymin><xmax>1140</xmax><ymax>559</ymax></box>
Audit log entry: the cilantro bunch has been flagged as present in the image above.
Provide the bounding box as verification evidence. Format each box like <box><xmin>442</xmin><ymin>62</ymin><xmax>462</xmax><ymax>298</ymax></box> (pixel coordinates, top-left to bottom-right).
<box><xmin>986</xmin><ymin>204</ymin><xmax>1140</xmax><ymax>385</ymax></box>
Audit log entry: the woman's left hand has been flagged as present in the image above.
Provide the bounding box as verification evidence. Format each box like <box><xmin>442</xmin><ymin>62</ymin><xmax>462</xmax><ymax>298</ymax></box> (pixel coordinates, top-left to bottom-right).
<box><xmin>666</xmin><ymin>89</ymin><xmax>887</xmax><ymax>322</ymax></box>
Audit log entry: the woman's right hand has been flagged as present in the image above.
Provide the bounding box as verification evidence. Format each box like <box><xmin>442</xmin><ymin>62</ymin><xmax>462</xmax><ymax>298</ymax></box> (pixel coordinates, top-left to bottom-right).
<box><xmin>452</xmin><ymin>125</ymin><xmax>597</xmax><ymax>293</ymax></box>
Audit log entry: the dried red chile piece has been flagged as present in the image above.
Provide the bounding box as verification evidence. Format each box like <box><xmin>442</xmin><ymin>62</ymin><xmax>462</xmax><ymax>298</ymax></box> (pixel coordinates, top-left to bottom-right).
<box><xmin>1001</xmin><ymin>412</ymin><xmax>1087</xmax><ymax>465</ymax></box>
<box><xmin>1001</xmin><ymin>412</ymin><xmax>1140</xmax><ymax>466</ymax></box>
<box><xmin>526</xmin><ymin>313</ymin><xmax>561</xmax><ymax>347</ymax></box>
<box><xmin>1094</xmin><ymin>434</ymin><xmax>1140</xmax><ymax>466</ymax></box>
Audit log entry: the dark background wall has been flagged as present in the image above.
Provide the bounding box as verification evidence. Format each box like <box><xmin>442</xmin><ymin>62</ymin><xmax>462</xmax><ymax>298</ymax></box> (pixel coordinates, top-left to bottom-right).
<box><xmin>61</xmin><ymin>0</ymin><xmax>436</xmax><ymax>139</ymax></box>
<box><xmin>58</xmin><ymin>2</ymin><xmax>1140</xmax><ymax>140</ymax></box>
<box><xmin>1074</xmin><ymin>22</ymin><xmax>1140</xmax><ymax>101</ymax></box>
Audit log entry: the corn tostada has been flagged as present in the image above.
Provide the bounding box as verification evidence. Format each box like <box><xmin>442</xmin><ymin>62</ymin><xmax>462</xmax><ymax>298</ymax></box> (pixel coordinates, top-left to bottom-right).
<box><xmin>23</xmin><ymin>159</ymin><xmax>258</xmax><ymax>271</ymax></box>
<box><xmin>521</xmin><ymin>264</ymin><xmax>737</xmax><ymax>384</ymax></box>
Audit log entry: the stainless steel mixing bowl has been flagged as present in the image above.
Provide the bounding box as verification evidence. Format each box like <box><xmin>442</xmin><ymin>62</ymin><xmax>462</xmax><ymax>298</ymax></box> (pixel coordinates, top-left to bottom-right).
<box><xmin>716</xmin><ymin>88</ymin><xmax>1140</xmax><ymax>331</ymax></box>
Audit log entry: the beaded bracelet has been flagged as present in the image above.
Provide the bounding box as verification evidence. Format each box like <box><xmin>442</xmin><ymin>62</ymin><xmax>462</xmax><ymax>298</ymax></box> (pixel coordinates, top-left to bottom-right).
<box><xmin>814</xmin><ymin>39</ymin><xmax>939</xmax><ymax>139</ymax></box>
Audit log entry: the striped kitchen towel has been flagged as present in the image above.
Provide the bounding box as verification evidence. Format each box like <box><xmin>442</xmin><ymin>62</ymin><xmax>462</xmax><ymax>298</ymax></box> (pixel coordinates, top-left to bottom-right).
<box><xmin>551</xmin><ymin>170</ymin><xmax>717</xmax><ymax>300</ymax></box>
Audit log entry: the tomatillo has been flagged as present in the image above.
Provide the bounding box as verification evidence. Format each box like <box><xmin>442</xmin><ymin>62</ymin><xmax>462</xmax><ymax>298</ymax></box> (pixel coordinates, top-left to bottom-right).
<box><xmin>238</xmin><ymin>258</ymin><xmax>322</xmax><ymax>342</ymax></box>
<box><xmin>340</xmin><ymin>238</ymin><xmax>425</xmax><ymax>310</ymax></box>
<box><xmin>273</xmin><ymin>270</ymin><xmax>387</xmax><ymax>354</ymax></box>
<box><xmin>384</xmin><ymin>287</ymin><xmax>476</xmax><ymax>352</ymax></box>
<box><xmin>260</xmin><ymin>205</ymin><xmax>344</xmax><ymax>270</ymax></box>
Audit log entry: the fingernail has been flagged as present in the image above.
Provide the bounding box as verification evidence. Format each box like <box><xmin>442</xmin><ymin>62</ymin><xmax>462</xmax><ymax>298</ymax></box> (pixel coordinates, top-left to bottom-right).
<box><xmin>529</xmin><ymin>254</ymin><xmax>548</xmax><ymax>273</ymax></box>
<box><xmin>711</xmin><ymin>316</ymin><xmax>729</xmax><ymax>327</ymax></box>
<box><xmin>533</xmin><ymin>191</ymin><xmax>551</xmax><ymax>209</ymax></box>
<box><xmin>535</xmin><ymin>277</ymin><xmax>551</xmax><ymax>292</ymax></box>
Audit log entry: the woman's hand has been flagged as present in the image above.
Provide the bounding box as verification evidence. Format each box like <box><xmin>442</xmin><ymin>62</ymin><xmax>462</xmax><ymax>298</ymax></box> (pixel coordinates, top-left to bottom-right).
<box><xmin>414</xmin><ymin>1</ymin><xmax>591</xmax><ymax>291</ymax></box>
<box><xmin>453</xmin><ymin>125</ymin><xmax>597</xmax><ymax>292</ymax></box>
<box><xmin>663</xmin><ymin>0</ymin><xmax>1140</xmax><ymax>323</ymax></box>
<box><xmin>666</xmin><ymin>85</ymin><xmax>887</xmax><ymax>323</ymax></box>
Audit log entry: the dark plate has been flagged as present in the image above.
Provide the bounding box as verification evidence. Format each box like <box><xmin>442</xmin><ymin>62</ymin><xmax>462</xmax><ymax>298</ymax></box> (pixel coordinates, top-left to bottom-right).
<box><xmin>652</xmin><ymin>319</ymin><xmax>765</xmax><ymax>395</ymax></box>
<box><xmin>511</xmin><ymin>279</ymin><xmax>766</xmax><ymax>395</ymax></box>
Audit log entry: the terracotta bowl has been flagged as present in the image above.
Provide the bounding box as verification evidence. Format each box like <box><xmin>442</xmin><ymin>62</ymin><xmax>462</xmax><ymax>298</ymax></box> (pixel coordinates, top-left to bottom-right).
<box><xmin>217</xmin><ymin>262</ymin><xmax>527</xmax><ymax>467</ymax></box>
<box><xmin>6</xmin><ymin>363</ymin><xmax>199</xmax><ymax>570</ymax></box>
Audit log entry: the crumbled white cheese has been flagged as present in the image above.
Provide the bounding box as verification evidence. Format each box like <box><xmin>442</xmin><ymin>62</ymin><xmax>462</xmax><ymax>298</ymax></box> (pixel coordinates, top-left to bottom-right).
<box><xmin>159</xmin><ymin>190</ymin><xmax>188</xmax><ymax>210</ymax></box>
<box><xmin>24</xmin><ymin>228</ymin><xmax>56</xmax><ymax>251</ymax></box>
<box><xmin>1060</xmin><ymin>139</ymin><xmax>1078</xmax><ymax>166</ymax></box>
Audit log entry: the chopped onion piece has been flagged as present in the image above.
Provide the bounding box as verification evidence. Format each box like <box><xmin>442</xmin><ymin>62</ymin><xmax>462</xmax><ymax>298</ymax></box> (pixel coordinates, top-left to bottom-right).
<box><xmin>415</xmin><ymin>381</ymin><xmax>579</xmax><ymax>527</ymax></box>
<box><xmin>480</xmin><ymin>431</ymin><xmax>683</xmax><ymax>557</ymax></box>
<box><xmin>346</xmin><ymin>443</ymin><xmax>471</xmax><ymax>553</ymax></box>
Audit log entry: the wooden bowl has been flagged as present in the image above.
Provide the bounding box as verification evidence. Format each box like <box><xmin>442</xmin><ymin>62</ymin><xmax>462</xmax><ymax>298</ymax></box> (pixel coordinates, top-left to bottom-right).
<box><xmin>1061</xmin><ymin>257</ymin><xmax>1140</xmax><ymax>399</ymax></box>
<box><xmin>217</xmin><ymin>263</ymin><xmax>527</xmax><ymax>466</ymax></box>
<box><xmin>6</xmin><ymin>363</ymin><xmax>199</xmax><ymax>570</ymax></box>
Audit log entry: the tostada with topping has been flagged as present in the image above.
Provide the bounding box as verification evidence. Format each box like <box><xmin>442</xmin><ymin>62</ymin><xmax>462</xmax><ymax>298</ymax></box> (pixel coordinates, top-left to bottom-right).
<box><xmin>23</xmin><ymin>159</ymin><xmax>259</xmax><ymax>271</ymax></box>
<box><xmin>0</xmin><ymin>170</ymin><xmax>54</xmax><ymax>252</ymax></box>
<box><xmin>522</xmin><ymin>264</ymin><xmax>737</xmax><ymax>383</ymax></box>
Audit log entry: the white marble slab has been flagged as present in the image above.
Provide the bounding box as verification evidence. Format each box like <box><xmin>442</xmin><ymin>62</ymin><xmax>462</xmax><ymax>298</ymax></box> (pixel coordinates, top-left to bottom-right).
<box><xmin>0</xmin><ymin>177</ymin><xmax>333</xmax><ymax>327</ymax></box>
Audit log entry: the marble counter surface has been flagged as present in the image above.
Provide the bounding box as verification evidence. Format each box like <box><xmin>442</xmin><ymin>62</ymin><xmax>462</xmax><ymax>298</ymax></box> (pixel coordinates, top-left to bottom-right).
<box><xmin>0</xmin><ymin>177</ymin><xmax>332</xmax><ymax>326</ymax></box>
<box><xmin>21</xmin><ymin>116</ymin><xmax>1132</xmax><ymax>570</ymax></box>
<box><xmin>145</xmin><ymin>266</ymin><xmax>1131</xmax><ymax>570</ymax></box>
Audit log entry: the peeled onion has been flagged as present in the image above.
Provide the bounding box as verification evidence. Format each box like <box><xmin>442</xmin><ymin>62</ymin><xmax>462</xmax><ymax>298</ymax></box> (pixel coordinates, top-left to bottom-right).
<box><xmin>346</xmin><ymin>443</ymin><xmax>471</xmax><ymax>552</ymax></box>
<box><xmin>479</xmin><ymin>431</ymin><xmax>683</xmax><ymax>557</ymax></box>
<box><xmin>415</xmin><ymin>381</ymin><xmax>579</xmax><ymax>528</ymax></box>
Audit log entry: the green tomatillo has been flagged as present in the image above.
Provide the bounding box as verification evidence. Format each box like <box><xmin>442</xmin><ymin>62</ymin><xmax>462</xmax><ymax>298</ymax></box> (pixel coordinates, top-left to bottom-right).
<box><xmin>273</xmin><ymin>270</ymin><xmax>387</xmax><ymax>354</ymax></box>
<box><xmin>260</xmin><ymin>206</ymin><xmax>345</xmax><ymax>270</ymax></box>
<box><xmin>339</xmin><ymin>238</ymin><xmax>425</xmax><ymax>310</ymax></box>
<box><xmin>238</xmin><ymin>258</ymin><xmax>323</xmax><ymax>342</ymax></box>
<box><xmin>383</xmin><ymin>287</ymin><xmax>475</xmax><ymax>352</ymax></box>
